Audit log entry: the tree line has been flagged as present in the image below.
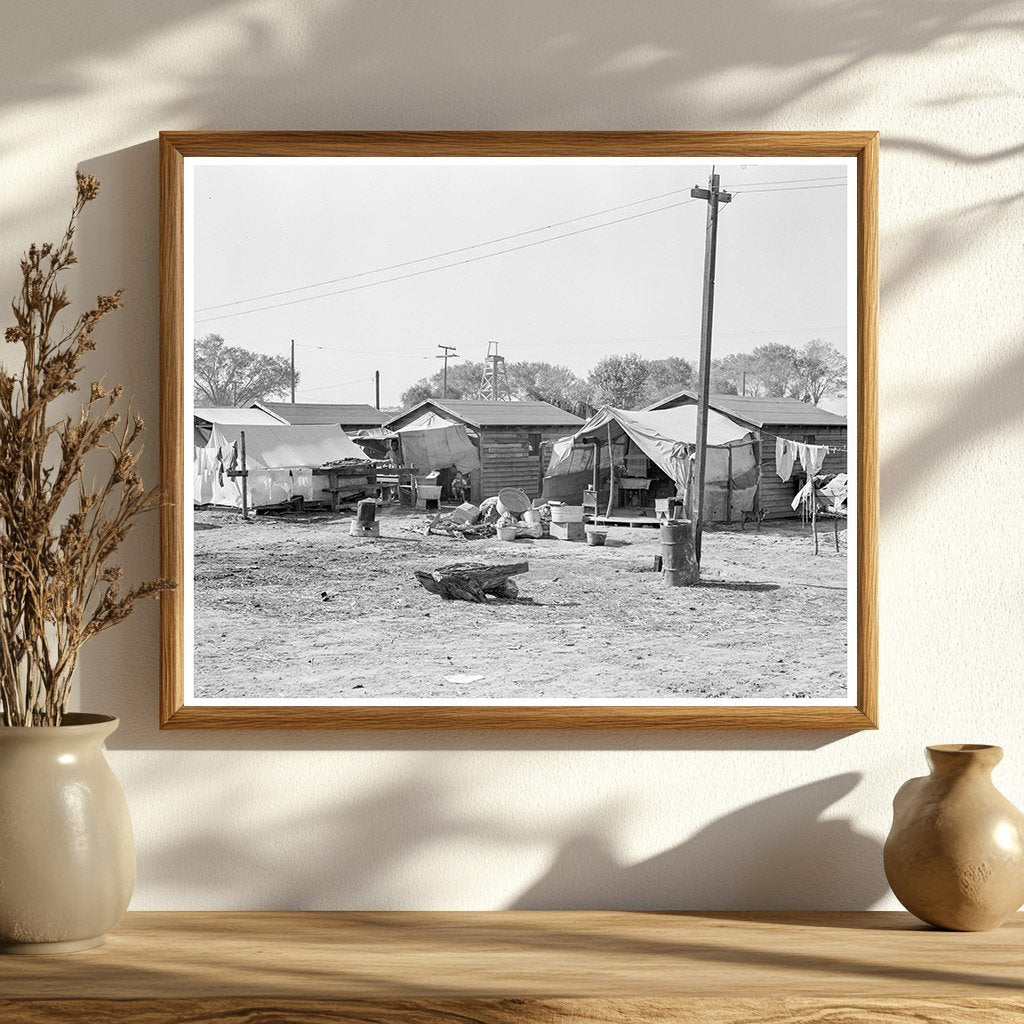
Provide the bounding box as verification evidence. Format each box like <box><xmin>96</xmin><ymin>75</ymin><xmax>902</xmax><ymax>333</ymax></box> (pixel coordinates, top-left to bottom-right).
<box><xmin>401</xmin><ymin>338</ymin><xmax>846</xmax><ymax>411</ymax></box>
<box><xmin>193</xmin><ymin>332</ymin><xmax>847</xmax><ymax>413</ymax></box>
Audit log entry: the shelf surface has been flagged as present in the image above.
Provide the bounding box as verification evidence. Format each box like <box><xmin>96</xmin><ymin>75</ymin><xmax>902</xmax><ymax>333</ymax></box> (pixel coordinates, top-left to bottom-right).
<box><xmin>1</xmin><ymin>911</ymin><xmax>1022</xmax><ymax>1022</ymax></box>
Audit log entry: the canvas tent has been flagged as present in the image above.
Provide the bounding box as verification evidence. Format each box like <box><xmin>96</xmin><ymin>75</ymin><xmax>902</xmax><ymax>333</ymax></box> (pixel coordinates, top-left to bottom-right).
<box><xmin>193</xmin><ymin>405</ymin><xmax>287</xmax><ymax>447</ymax></box>
<box><xmin>194</xmin><ymin>423</ymin><xmax>369</xmax><ymax>508</ymax></box>
<box><xmin>350</xmin><ymin>425</ymin><xmax>399</xmax><ymax>462</ymax></box>
<box><xmin>545</xmin><ymin>405</ymin><xmax>760</xmax><ymax>521</ymax></box>
<box><xmin>394</xmin><ymin>414</ymin><xmax>480</xmax><ymax>475</ymax></box>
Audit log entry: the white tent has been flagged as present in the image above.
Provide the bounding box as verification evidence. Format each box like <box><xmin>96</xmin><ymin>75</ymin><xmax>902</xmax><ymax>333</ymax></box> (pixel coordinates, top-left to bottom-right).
<box><xmin>193</xmin><ymin>406</ymin><xmax>289</xmax><ymax>447</ymax></box>
<box><xmin>547</xmin><ymin>406</ymin><xmax>759</xmax><ymax>520</ymax></box>
<box><xmin>396</xmin><ymin>409</ymin><xmax>458</xmax><ymax>431</ymax></box>
<box><xmin>194</xmin><ymin>423</ymin><xmax>369</xmax><ymax>508</ymax></box>
<box><xmin>394</xmin><ymin>411</ymin><xmax>480</xmax><ymax>474</ymax></box>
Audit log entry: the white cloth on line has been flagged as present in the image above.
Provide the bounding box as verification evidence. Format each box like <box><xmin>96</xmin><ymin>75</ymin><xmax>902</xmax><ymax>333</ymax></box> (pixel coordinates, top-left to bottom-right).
<box><xmin>799</xmin><ymin>443</ymin><xmax>829</xmax><ymax>476</ymax></box>
<box><xmin>775</xmin><ymin>436</ymin><xmax>798</xmax><ymax>480</ymax></box>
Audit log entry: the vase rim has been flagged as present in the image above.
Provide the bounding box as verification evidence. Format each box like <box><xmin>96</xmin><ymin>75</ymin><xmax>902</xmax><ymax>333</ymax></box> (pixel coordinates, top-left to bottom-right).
<box><xmin>927</xmin><ymin>743</ymin><xmax>1001</xmax><ymax>754</ymax></box>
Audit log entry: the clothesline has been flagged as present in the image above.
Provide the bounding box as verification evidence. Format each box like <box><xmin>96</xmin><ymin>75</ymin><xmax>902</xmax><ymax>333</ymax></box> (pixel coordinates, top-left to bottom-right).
<box><xmin>758</xmin><ymin>426</ymin><xmax>848</xmax><ymax>454</ymax></box>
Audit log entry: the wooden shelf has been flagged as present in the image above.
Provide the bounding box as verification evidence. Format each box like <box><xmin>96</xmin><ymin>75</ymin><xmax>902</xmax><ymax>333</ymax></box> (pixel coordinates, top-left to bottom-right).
<box><xmin>1</xmin><ymin>911</ymin><xmax>1021</xmax><ymax>1022</ymax></box>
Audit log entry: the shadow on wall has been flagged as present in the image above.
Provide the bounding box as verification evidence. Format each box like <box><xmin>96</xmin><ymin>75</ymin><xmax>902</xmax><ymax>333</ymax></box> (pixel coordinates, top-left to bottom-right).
<box><xmin>46</xmin><ymin>2</ymin><xmax>1022</xmax><ymax>755</ymax></box>
<box><xmin>0</xmin><ymin>0</ymin><xmax>1020</xmax><ymax>244</ymax></box>
<box><xmin>512</xmin><ymin>773</ymin><xmax>886</xmax><ymax>910</ymax></box>
<box><xmin>128</xmin><ymin>757</ymin><xmax>885</xmax><ymax>909</ymax></box>
<box><xmin>2</xmin><ymin>1</ymin><xmax>1016</xmax><ymax>125</ymax></box>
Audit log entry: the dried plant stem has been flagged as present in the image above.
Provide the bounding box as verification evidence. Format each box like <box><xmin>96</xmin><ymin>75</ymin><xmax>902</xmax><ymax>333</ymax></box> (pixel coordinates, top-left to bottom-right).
<box><xmin>0</xmin><ymin>174</ymin><xmax>172</xmax><ymax>726</ymax></box>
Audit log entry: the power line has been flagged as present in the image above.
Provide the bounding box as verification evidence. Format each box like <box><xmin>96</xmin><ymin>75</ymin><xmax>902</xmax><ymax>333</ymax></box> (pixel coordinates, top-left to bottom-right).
<box><xmin>194</xmin><ymin>185</ymin><xmax>702</xmax><ymax>313</ymax></box>
<box><xmin>194</xmin><ymin>175</ymin><xmax>849</xmax><ymax>318</ymax></box>
<box><xmin>732</xmin><ymin>183</ymin><xmax>848</xmax><ymax>195</ymax></box>
<box><xmin>291</xmin><ymin>340</ymin><xmax>431</xmax><ymax>359</ymax></box>
<box><xmin>731</xmin><ymin>175</ymin><xmax>846</xmax><ymax>188</ymax></box>
<box><xmin>296</xmin><ymin>375</ymin><xmax>377</xmax><ymax>395</ymax></box>
<box><xmin>193</xmin><ymin>197</ymin><xmax>701</xmax><ymax>325</ymax></box>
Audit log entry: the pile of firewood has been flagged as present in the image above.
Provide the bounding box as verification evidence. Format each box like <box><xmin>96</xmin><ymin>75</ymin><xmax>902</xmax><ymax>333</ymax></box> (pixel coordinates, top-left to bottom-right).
<box><xmin>413</xmin><ymin>561</ymin><xmax>528</xmax><ymax>602</ymax></box>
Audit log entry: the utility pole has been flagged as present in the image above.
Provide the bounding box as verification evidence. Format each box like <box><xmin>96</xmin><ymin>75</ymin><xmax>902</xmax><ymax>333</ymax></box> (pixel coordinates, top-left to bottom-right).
<box><xmin>290</xmin><ymin>339</ymin><xmax>296</xmax><ymax>404</ymax></box>
<box><xmin>436</xmin><ymin>344</ymin><xmax>458</xmax><ymax>398</ymax></box>
<box><xmin>374</xmin><ymin>370</ymin><xmax>380</xmax><ymax>410</ymax></box>
<box><xmin>741</xmin><ymin>370</ymin><xmax>747</xmax><ymax>397</ymax></box>
<box><xmin>689</xmin><ymin>168</ymin><xmax>731</xmax><ymax>565</ymax></box>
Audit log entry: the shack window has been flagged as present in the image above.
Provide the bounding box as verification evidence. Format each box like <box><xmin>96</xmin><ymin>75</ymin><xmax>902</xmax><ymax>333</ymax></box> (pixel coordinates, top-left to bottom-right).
<box><xmin>527</xmin><ymin>432</ymin><xmax>542</xmax><ymax>455</ymax></box>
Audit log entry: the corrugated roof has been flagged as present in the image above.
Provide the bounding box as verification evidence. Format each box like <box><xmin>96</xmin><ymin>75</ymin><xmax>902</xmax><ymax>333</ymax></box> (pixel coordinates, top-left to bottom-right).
<box><xmin>647</xmin><ymin>389</ymin><xmax>847</xmax><ymax>428</ymax></box>
<box><xmin>259</xmin><ymin>402</ymin><xmax>388</xmax><ymax>427</ymax></box>
<box><xmin>387</xmin><ymin>399</ymin><xmax>584</xmax><ymax>430</ymax></box>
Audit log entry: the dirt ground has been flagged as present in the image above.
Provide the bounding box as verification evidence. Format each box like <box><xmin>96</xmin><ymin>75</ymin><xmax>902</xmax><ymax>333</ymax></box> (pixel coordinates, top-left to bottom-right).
<box><xmin>192</xmin><ymin>505</ymin><xmax>848</xmax><ymax>701</ymax></box>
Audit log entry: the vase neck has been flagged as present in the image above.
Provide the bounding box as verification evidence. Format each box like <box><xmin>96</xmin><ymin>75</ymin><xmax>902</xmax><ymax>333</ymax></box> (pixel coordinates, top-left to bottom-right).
<box><xmin>927</xmin><ymin>743</ymin><xmax>1002</xmax><ymax>780</ymax></box>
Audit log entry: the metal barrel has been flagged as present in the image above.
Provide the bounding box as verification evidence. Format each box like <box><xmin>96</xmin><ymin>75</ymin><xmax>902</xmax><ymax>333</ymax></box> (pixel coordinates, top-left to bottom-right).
<box><xmin>660</xmin><ymin>520</ymin><xmax>698</xmax><ymax>587</ymax></box>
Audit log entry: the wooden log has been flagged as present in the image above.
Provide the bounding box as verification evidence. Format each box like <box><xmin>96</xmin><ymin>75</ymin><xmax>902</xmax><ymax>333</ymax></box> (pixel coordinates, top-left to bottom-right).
<box><xmin>661</xmin><ymin>521</ymin><xmax>699</xmax><ymax>587</ymax></box>
<box><xmin>414</xmin><ymin>562</ymin><xmax>529</xmax><ymax>603</ymax></box>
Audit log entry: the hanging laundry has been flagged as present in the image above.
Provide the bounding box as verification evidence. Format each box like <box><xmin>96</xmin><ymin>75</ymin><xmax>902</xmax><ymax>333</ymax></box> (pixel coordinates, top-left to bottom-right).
<box><xmin>799</xmin><ymin>443</ymin><xmax>829</xmax><ymax>477</ymax></box>
<box><xmin>775</xmin><ymin>436</ymin><xmax>798</xmax><ymax>481</ymax></box>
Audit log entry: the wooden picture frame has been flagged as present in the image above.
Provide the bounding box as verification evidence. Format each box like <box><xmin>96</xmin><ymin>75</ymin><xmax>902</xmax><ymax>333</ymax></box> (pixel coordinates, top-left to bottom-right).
<box><xmin>160</xmin><ymin>131</ymin><xmax>877</xmax><ymax>730</ymax></box>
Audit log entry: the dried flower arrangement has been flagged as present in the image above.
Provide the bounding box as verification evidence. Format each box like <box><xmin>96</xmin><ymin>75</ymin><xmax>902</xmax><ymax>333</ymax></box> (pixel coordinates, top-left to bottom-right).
<box><xmin>0</xmin><ymin>174</ymin><xmax>171</xmax><ymax>726</ymax></box>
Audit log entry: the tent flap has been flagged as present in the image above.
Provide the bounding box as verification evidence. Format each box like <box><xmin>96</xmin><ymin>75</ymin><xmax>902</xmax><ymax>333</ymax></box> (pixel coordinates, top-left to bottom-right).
<box><xmin>545</xmin><ymin>406</ymin><xmax>758</xmax><ymax>519</ymax></box>
<box><xmin>398</xmin><ymin>424</ymin><xmax>480</xmax><ymax>474</ymax></box>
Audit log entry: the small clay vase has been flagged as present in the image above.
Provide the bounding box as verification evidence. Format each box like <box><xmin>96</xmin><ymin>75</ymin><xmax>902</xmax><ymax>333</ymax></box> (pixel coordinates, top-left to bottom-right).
<box><xmin>884</xmin><ymin>744</ymin><xmax>1024</xmax><ymax>931</ymax></box>
<box><xmin>0</xmin><ymin>714</ymin><xmax>135</xmax><ymax>953</ymax></box>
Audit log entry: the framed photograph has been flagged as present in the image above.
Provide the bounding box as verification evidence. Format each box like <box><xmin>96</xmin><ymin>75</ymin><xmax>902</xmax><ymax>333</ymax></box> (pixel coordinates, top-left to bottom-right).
<box><xmin>160</xmin><ymin>131</ymin><xmax>877</xmax><ymax>729</ymax></box>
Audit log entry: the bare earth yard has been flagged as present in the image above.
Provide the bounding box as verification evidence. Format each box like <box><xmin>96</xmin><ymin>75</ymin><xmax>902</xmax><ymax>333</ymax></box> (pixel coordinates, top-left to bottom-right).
<box><xmin>192</xmin><ymin>507</ymin><xmax>848</xmax><ymax>701</ymax></box>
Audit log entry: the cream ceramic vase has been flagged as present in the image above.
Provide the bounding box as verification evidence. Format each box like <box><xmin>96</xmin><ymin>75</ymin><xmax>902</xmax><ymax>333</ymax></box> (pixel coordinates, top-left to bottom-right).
<box><xmin>884</xmin><ymin>744</ymin><xmax>1024</xmax><ymax>931</ymax></box>
<box><xmin>0</xmin><ymin>713</ymin><xmax>135</xmax><ymax>953</ymax></box>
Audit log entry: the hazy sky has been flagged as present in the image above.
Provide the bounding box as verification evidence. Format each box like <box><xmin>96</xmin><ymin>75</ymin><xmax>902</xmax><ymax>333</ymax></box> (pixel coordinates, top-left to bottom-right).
<box><xmin>190</xmin><ymin>157</ymin><xmax>852</xmax><ymax>410</ymax></box>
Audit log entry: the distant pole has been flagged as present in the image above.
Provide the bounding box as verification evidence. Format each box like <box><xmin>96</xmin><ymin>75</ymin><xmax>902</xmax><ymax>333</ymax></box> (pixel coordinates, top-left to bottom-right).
<box><xmin>374</xmin><ymin>370</ymin><xmax>380</xmax><ymax>410</ymax></box>
<box><xmin>290</xmin><ymin>339</ymin><xmax>296</xmax><ymax>404</ymax></box>
<box><xmin>741</xmin><ymin>370</ymin><xmax>747</xmax><ymax>397</ymax></box>
<box><xmin>689</xmin><ymin>167</ymin><xmax>732</xmax><ymax>565</ymax></box>
<box><xmin>436</xmin><ymin>344</ymin><xmax>457</xmax><ymax>398</ymax></box>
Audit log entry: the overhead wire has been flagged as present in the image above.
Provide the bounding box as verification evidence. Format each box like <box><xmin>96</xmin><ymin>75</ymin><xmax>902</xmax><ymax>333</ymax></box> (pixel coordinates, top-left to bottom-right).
<box><xmin>194</xmin><ymin>184</ymin><xmax>704</xmax><ymax>313</ymax></box>
<box><xmin>193</xmin><ymin>196</ymin><xmax>701</xmax><ymax>325</ymax></box>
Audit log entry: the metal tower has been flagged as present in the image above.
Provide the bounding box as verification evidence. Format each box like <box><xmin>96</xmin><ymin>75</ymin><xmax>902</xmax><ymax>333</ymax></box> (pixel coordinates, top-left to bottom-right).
<box><xmin>477</xmin><ymin>341</ymin><xmax>512</xmax><ymax>401</ymax></box>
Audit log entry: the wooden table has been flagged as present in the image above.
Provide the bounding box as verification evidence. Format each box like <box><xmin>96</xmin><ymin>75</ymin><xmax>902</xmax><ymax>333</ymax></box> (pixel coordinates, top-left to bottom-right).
<box><xmin>1</xmin><ymin>911</ymin><xmax>1021</xmax><ymax>1022</ymax></box>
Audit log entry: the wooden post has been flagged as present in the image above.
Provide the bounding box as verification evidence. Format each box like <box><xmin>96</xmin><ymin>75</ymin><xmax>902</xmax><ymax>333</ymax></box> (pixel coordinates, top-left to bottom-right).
<box><xmin>726</xmin><ymin>445</ymin><xmax>733</xmax><ymax>524</ymax></box>
<box><xmin>661</xmin><ymin>520</ymin><xmax>699</xmax><ymax>587</ymax></box>
<box><xmin>239</xmin><ymin>431</ymin><xmax>248</xmax><ymax>518</ymax></box>
<box><xmin>605</xmin><ymin>423</ymin><xmax>615</xmax><ymax>519</ymax></box>
<box><xmin>809</xmin><ymin>474</ymin><xmax>819</xmax><ymax>555</ymax></box>
<box><xmin>754</xmin><ymin>438</ymin><xmax>762</xmax><ymax>531</ymax></box>
<box><xmin>689</xmin><ymin>169</ymin><xmax>731</xmax><ymax>565</ymax></box>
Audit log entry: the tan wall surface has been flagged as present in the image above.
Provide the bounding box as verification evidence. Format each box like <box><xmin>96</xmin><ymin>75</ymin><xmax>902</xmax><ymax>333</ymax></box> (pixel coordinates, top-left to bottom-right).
<box><xmin>0</xmin><ymin>1</ymin><xmax>1020</xmax><ymax>912</ymax></box>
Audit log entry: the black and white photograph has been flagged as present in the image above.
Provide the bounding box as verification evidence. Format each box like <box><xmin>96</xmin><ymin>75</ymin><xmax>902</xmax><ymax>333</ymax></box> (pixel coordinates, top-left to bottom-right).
<box><xmin>180</xmin><ymin>151</ymin><xmax>860</xmax><ymax>710</ymax></box>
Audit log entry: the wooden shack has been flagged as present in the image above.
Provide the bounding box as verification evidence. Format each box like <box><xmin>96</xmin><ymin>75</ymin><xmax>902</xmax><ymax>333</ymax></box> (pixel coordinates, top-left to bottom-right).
<box><xmin>646</xmin><ymin>390</ymin><xmax>848</xmax><ymax>519</ymax></box>
<box><xmin>385</xmin><ymin>399</ymin><xmax>584</xmax><ymax>504</ymax></box>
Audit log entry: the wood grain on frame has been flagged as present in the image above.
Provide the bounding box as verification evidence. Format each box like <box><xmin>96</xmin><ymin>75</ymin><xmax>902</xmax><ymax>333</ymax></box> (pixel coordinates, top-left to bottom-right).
<box><xmin>159</xmin><ymin>131</ymin><xmax>879</xmax><ymax>730</ymax></box>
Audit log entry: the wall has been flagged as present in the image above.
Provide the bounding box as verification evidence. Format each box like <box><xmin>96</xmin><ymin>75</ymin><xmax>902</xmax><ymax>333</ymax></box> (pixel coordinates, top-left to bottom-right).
<box><xmin>481</xmin><ymin>427</ymin><xmax>565</xmax><ymax>500</ymax></box>
<box><xmin>1</xmin><ymin>1</ymin><xmax>1021</xmax><ymax>911</ymax></box>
